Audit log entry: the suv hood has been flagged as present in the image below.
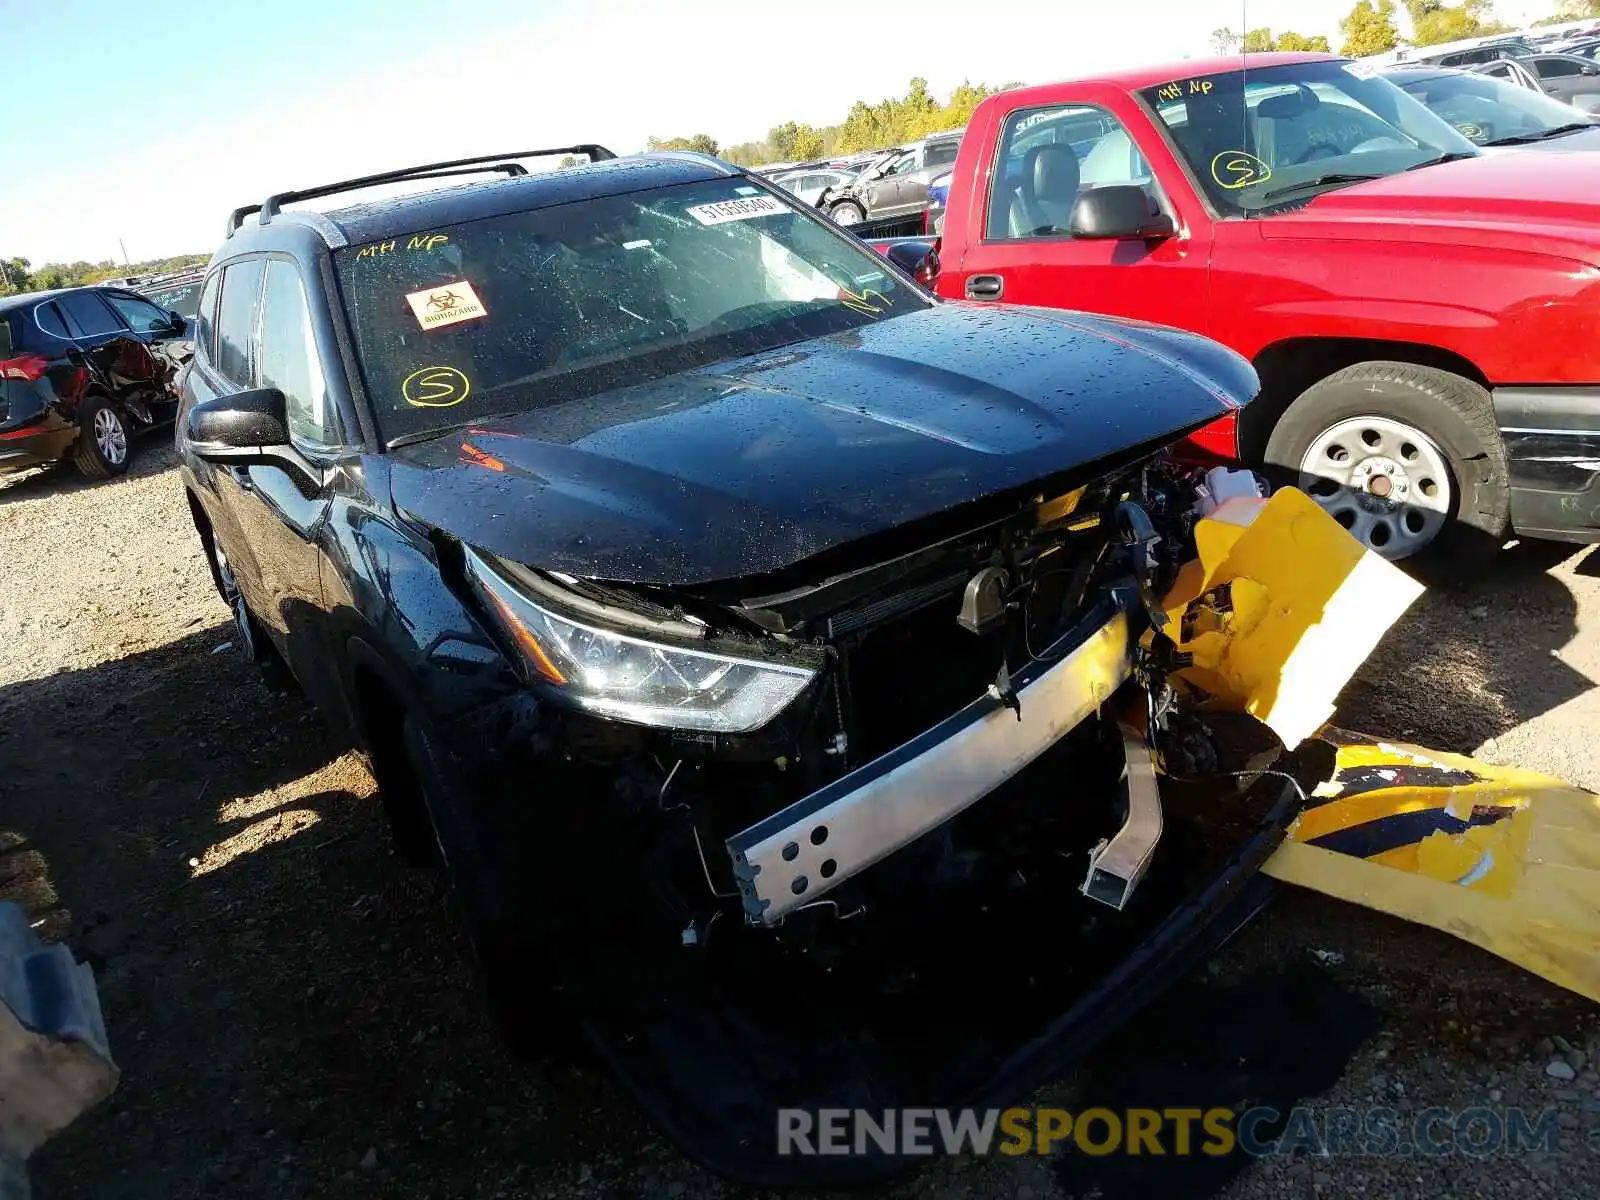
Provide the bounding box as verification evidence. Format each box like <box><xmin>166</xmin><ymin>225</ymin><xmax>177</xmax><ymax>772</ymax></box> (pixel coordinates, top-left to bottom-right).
<box><xmin>388</xmin><ymin>304</ymin><xmax>1254</xmax><ymax>587</ymax></box>
<box><xmin>1260</xmin><ymin>152</ymin><xmax>1600</xmax><ymax>261</ymax></box>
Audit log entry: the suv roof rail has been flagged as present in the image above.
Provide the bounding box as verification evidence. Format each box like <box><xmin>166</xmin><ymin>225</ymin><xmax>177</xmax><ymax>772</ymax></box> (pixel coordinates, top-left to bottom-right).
<box><xmin>226</xmin><ymin>144</ymin><xmax>617</xmax><ymax>237</ymax></box>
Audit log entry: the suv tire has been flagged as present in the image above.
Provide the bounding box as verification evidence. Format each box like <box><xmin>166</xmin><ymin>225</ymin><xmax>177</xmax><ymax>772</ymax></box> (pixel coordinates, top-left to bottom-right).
<box><xmin>72</xmin><ymin>396</ymin><xmax>131</xmax><ymax>479</ymax></box>
<box><xmin>402</xmin><ymin>715</ymin><xmax>564</xmax><ymax>1056</ymax></box>
<box><xmin>1264</xmin><ymin>361</ymin><xmax>1510</xmax><ymax>569</ymax></box>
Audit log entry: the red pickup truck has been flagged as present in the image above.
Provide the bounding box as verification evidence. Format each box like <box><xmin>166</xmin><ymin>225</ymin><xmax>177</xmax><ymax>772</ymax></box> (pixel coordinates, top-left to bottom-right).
<box><xmin>901</xmin><ymin>51</ymin><xmax>1600</xmax><ymax>564</ymax></box>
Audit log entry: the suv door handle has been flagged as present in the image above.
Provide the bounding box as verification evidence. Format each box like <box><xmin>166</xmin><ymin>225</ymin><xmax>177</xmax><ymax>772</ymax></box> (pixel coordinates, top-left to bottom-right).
<box><xmin>965</xmin><ymin>274</ymin><xmax>1004</xmax><ymax>301</ymax></box>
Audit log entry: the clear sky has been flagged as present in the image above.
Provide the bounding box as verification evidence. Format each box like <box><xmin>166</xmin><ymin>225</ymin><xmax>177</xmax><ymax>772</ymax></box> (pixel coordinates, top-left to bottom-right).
<box><xmin>0</xmin><ymin>0</ymin><xmax>1548</xmax><ymax>264</ymax></box>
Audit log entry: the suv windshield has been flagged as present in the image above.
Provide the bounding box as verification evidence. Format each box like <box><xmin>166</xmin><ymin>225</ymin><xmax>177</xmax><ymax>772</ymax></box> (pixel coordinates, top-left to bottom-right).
<box><xmin>1389</xmin><ymin>69</ymin><xmax>1598</xmax><ymax>144</ymax></box>
<box><xmin>335</xmin><ymin>177</ymin><xmax>924</xmax><ymax>442</ymax></box>
<box><xmin>1140</xmin><ymin>59</ymin><xmax>1479</xmax><ymax>215</ymax></box>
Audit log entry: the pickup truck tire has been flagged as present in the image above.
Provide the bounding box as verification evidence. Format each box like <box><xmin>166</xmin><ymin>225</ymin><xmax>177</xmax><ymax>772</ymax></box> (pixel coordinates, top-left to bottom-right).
<box><xmin>71</xmin><ymin>396</ymin><xmax>130</xmax><ymax>480</ymax></box>
<box><xmin>829</xmin><ymin>200</ymin><xmax>866</xmax><ymax>226</ymax></box>
<box><xmin>1264</xmin><ymin>362</ymin><xmax>1509</xmax><ymax>567</ymax></box>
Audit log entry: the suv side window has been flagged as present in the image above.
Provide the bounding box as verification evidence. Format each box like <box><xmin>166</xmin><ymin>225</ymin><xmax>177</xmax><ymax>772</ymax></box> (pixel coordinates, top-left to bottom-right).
<box><xmin>987</xmin><ymin>104</ymin><xmax>1148</xmax><ymax>239</ymax></box>
<box><xmin>33</xmin><ymin>303</ymin><xmax>71</xmax><ymax>340</ymax></box>
<box><xmin>925</xmin><ymin>140</ymin><xmax>960</xmax><ymax>168</ymax></box>
<box><xmin>55</xmin><ymin>291</ymin><xmax>124</xmax><ymax>338</ymax></box>
<box><xmin>195</xmin><ymin>273</ymin><xmax>221</xmax><ymax>363</ymax></box>
<box><xmin>215</xmin><ymin>258</ymin><xmax>265</xmax><ymax>384</ymax></box>
<box><xmin>103</xmin><ymin>292</ymin><xmax>173</xmax><ymax>335</ymax></box>
<box><xmin>256</xmin><ymin>260</ymin><xmax>334</xmax><ymax>444</ymax></box>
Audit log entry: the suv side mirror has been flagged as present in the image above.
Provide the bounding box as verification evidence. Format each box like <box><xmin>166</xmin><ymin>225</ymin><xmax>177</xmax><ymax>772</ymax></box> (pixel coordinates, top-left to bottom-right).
<box><xmin>882</xmin><ymin>240</ymin><xmax>941</xmax><ymax>286</ymax></box>
<box><xmin>167</xmin><ymin>311</ymin><xmax>188</xmax><ymax>336</ymax></box>
<box><xmin>186</xmin><ymin>388</ymin><xmax>290</xmax><ymax>455</ymax></box>
<box><xmin>1068</xmin><ymin>185</ymin><xmax>1175</xmax><ymax>240</ymax></box>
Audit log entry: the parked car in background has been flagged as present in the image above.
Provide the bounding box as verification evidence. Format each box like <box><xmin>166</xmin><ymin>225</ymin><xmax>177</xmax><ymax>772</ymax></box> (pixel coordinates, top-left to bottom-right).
<box><xmin>1385</xmin><ymin>65</ymin><xmax>1600</xmax><ymax>148</ymax></box>
<box><xmin>1398</xmin><ymin>34</ymin><xmax>1534</xmax><ymax>67</ymax></box>
<box><xmin>821</xmin><ymin>130</ymin><xmax>963</xmax><ymax>227</ymax></box>
<box><xmin>0</xmin><ymin>286</ymin><xmax>187</xmax><ymax>478</ymax></box>
<box><xmin>1519</xmin><ymin>52</ymin><xmax>1600</xmax><ymax>108</ymax></box>
<box><xmin>134</xmin><ymin>266</ymin><xmax>207</xmax><ymax>321</ymax></box>
<box><xmin>925</xmin><ymin>167</ymin><xmax>953</xmax><ymax>234</ymax></box>
<box><xmin>771</xmin><ymin>166</ymin><xmax>858</xmax><ymax>207</ymax></box>
<box><xmin>905</xmin><ymin>51</ymin><xmax>1600</xmax><ymax>563</ymax></box>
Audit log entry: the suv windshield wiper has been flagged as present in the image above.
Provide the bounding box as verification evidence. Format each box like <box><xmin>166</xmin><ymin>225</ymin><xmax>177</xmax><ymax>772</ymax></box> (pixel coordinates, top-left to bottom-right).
<box><xmin>1483</xmin><ymin>122</ymin><xmax>1594</xmax><ymax>146</ymax></box>
<box><xmin>1257</xmin><ymin>172</ymin><xmax>1384</xmax><ymax>203</ymax></box>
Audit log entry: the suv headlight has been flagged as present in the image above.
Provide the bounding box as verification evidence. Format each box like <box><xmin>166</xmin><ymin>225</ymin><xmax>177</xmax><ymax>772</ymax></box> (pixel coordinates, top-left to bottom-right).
<box><xmin>463</xmin><ymin>548</ymin><xmax>815</xmax><ymax>733</ymax></box>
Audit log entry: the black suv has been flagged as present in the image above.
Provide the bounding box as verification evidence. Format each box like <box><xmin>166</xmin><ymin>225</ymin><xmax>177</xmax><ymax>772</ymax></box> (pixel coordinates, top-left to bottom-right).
<box><xmin>177</xmin><ymin>146</ymin><xmax>1264</xmax><ymax>1181</ymax></box>
<box><xmin>1</xmin><ymin>286</ymin><xmax>190</xmax><ymax>479</ymax></box>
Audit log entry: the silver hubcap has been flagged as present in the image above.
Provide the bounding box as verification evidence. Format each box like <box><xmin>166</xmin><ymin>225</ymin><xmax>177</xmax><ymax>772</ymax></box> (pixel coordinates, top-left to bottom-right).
<box><xmin>833</xmin><ymin>206</ymin><xmax>860</xmax><ymax>225</ymax></box>
<box><xmin>94</xmin><ymin>408</ymin><xmax>127</xmax><ymax>465</ymax></box>
<box><xmin>1297</xmin><ymin>415</ymin><xmax>1452</xmax><ymax>559</ymax></box>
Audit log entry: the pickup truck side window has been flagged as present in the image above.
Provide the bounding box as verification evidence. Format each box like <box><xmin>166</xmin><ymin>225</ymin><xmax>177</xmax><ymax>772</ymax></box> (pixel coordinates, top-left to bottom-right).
<box><xmin>986</xmin><ymin>104</ymin><xmax>1150</xmax><ymax>239</ymax></box>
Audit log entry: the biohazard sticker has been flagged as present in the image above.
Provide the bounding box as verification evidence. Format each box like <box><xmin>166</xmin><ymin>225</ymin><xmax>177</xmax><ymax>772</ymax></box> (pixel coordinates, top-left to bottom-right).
<box><xmin>405</xmin><ymin>280</ymin><xmax>488</xmax><ymax>331</ymax></box>
<box><xmin>686</xmin><ymin>195</ymin><xmax>787</xmax><ymax>225</ymax></box>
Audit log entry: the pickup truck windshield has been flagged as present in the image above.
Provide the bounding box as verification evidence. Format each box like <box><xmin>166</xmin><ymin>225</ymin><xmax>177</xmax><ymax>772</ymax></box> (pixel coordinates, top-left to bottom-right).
<box><xmin>1139</xmin><ymin>60</ymin><xmax>1479</xmax><ymax>215</ymax></box>
<box><xmin>335</xmin><ymin>178</ymin><xmax>924</xmax><ymax>443</ymax></box>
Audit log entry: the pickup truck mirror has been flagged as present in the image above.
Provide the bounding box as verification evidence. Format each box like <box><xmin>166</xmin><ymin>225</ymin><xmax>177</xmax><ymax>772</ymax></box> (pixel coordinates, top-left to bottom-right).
<box><xmin>1068</xmin><ymin>185</ymin><xmax>1175</xmax><ymax>241</ymax></box>
<box><xmin>186</xmin><ymin>387</ymin><xmax>290</xmax><ymax>456</ymax></box>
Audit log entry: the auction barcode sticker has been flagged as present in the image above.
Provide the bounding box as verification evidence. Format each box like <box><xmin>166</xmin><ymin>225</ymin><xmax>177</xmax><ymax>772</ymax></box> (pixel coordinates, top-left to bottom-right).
<box><xmin>405</xmin><ymin>280</ymin><xmax>488</xmax><ymax>331</ymax></box>
<box><xmin>686</xmin><ymin>195</ymin><xmax>787</xmax><ymax>225</ymax></box>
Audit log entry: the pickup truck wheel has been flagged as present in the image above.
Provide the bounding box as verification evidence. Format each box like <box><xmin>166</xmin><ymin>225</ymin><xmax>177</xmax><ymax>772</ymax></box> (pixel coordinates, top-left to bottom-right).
<box><xmin>402</xmin><ymin>715</ymin><xmax>565</xmax><ymax>1057</ymax></box>
<box><xmin>1265</xmin><ymin>362</ymin><xmax>1509</xmax><ymax>566</ymax></box>
<box><xmin>829</xmin><ymin>200</ymin><xmax>866</xmax><ymax>226</ymax></box>
<box><xmin>71</xmin><ymin>397</ymin><xmax>130</xmax><ymax>480</ymax></box>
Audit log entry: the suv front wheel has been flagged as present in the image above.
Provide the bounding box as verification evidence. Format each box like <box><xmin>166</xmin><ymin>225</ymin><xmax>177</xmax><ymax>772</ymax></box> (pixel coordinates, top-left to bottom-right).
<box><xmin>72</xmin><ymin>396</ymin><xmax>131</xmax><ymax>479</ymax></box>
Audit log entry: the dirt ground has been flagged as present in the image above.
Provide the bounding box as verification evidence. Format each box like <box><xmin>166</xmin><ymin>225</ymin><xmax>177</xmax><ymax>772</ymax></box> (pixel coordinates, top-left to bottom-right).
<box><xmin>3</xmin><ymin>443</ymin><xmax>1598</xmax><ymax>1200</ymax></box>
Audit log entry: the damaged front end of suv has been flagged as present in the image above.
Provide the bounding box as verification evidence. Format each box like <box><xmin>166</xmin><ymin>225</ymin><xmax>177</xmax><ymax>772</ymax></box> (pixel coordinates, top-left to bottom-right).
<box><xmin>184</xmin><ymin>158</ymin><xmax>1431</xmax><ymax>1185</ymax></box>
<box><xmin>384</xmin><ymin>324</ymin><xmax>1415</xmax><ymax>1184</ymax></box>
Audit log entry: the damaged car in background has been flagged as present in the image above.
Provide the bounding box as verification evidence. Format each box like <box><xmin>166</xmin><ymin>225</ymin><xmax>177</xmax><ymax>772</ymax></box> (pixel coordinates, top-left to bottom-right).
<box><xmin>177</xmin><ymin>147</ymin><xmax>1449</xmax><ymax>1183</ymax></box>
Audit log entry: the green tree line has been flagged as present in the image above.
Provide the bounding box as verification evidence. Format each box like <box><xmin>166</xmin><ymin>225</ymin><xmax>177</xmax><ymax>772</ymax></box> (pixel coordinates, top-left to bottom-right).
<box><xmin>1215</xmin><ymin>0</ymin><xmax>1579</xmax><ymax>59</ymax></box>
<box><xmin>648</xmin><ymin>76</ymin><xmax>1018</xmax><ymax>167</ymax></box>
<box><xmin>0</xmin><ymin>252</ymin><xmax>209</xmax><ymax>298</ymax></box>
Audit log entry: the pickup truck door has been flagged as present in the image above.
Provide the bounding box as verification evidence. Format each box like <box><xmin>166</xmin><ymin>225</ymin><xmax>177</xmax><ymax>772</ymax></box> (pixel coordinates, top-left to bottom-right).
<box><xmin>948</xmin><ymin>101</ymin><xmax>1212</xmax><ymax>332</ymax></box>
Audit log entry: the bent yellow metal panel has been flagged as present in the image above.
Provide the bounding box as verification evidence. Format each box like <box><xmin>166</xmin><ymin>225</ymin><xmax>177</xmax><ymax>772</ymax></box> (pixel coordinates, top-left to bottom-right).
<box><xmin>1158</xmin><ymin>490</ymin><xmax>1423</xmax><ymax>750</ymax></box>
<box><xmin>1265</xmin><ymin>738</ymin><xmax>1600</xmax><ymax>1002</ymax></box>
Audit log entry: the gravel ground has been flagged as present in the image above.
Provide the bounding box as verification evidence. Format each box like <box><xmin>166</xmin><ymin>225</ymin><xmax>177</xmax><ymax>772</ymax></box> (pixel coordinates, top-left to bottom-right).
<box><xmin>2</xmin><ymin>444</ymin><xmax>1597</xmax><ymax>1200</ymax></box>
